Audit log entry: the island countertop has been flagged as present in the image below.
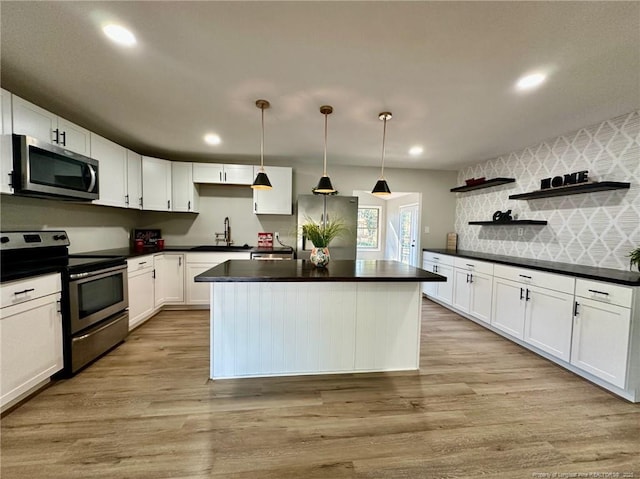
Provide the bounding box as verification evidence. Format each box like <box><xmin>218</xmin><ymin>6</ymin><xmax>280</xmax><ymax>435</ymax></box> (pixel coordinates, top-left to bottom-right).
<box><xmin>195</xmin><ymin>259</ymin><xmax>446</xmax><ymax>283</ymax></box>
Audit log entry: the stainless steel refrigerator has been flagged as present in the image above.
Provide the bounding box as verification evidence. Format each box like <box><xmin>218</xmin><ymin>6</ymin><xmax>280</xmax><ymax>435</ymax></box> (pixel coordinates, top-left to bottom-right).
<box><xmin>296</xmin><ymin>194</ymin><xmax>359</xmax><ymax>260</ymax></box>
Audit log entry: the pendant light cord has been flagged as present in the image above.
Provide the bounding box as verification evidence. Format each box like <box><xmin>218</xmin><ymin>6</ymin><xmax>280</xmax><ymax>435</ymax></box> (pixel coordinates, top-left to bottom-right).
<box><xmin>380</xmin><ymin>115</ymin><xmax>387</xmax><ymax>178</ymax></box>
<box><xmin>260</xmin><ymin>105</ymin><xmax>265</xmax><ymax>171</ymax></box>
<box><xmin>323</xmin><ymin>112</ymin><xmax>328</xmax><ymax>176</ymax></box>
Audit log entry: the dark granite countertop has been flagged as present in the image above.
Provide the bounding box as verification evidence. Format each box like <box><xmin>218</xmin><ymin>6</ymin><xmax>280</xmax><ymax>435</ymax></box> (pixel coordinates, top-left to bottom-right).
<box><xmin>423</xmin><ymin>248</ymin><xmax>640</xmax><ymax>286</ymax></box>
<box><xmin>73</xmin><ymin>245</ymin><xmax>293</xmax><ymax>259</ymax></box>
<box><xmin>195</xmin><ymin>260</ymin><xmax>446</xmax><ymax>283</ymax></box>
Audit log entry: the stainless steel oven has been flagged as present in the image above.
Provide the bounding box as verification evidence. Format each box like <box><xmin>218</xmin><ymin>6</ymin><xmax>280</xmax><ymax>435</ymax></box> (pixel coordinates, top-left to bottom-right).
<box><xmin>68</xmin><ymin>264</ymin><xmax>128</xmax><ymax>334</ymax></box>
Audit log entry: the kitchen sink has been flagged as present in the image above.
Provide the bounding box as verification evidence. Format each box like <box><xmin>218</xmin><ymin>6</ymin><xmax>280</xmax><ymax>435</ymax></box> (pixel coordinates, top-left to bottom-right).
<box><xmin>189</xmin><ymin>244</ymin><xmax>253</xmax><ymax>252</ymax></box>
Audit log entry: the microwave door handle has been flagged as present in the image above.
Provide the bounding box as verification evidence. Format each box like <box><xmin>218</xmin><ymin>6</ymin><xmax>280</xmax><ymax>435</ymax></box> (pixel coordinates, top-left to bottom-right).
<box><xmin>86</xmin><ymin>164</ymin><xmax>97</xmax><ymax>193</ymax></box>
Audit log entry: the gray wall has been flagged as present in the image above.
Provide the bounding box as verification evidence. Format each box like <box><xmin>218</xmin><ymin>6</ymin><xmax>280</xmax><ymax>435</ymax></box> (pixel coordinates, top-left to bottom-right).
<box><xmin>455</xmin><ymin>110</ymin><xmax>640</xmax><ymax>271</ymax></box>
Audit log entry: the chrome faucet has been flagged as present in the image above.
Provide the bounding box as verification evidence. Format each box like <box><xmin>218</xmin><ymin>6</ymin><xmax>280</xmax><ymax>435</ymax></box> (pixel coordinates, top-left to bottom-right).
<box><xmin>223</xmin><ymin>217</ymin><xmax>231</xmax><ymax>246</ymax></box>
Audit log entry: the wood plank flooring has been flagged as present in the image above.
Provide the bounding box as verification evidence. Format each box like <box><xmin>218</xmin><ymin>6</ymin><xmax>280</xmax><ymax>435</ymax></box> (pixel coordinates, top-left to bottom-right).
<box><xmin>1</xmin><ymin>299</ymin><xmax>639</xmax><ymax>478</ymax></box>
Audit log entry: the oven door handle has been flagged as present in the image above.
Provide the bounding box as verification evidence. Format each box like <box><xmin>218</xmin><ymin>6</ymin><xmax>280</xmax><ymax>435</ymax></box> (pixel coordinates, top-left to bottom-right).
<box><xmin>69</xmin><ymin>264</ymin><xmax>127</xmax><ymax>280</ymax></box>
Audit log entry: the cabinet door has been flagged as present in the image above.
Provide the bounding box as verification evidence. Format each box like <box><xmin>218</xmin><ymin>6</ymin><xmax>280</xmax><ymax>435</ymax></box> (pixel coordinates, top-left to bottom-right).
<box><xmin>421</xmin><ymin>260</ymin><xmax>437</xmax><ymax>297</ymax></box>
<box><xmin>171</xmin><ymin>162</ymin><xmax>199</xmax><ymax>213</ymax></box>
<box><xmin>127</xmin><ymin>269</ymin><xmax>155</xmax><ymax>330</ymax></box>
<box><xmin>56</xmin><ymin>117</ymin><xmax>91</xmax><ymax>156</ymax></box>
<box><xmin>452</xmin><ymin>268</ymin><xmax>471</xmax><ymax>312</ymax></box>
<box><xmin>1</xmin><ymin>88</ymin><xmax>13</xmax><ymax>194</ymax></box>
<box><xmin>253</xmin><ymin>166</ymin><xmax>293</xmax><ymax>214</ymax></box>
<box><xmin>192</xmin><ymin>163</ymin><xmax>223</xmax><ymax>183</ymax></box>
<box><xmin>469</xmin><ymin>271</ymin><xmax>493</xmax><ymax>324</ymax></box>
<box><xmin>91</xmin><ymin>133</ymin><xmax>128</xmax><ymax>208</ymax></box>
<box><xmin>126</xmin><ymin>150</ymin><xmax>143</xmax><ymax>209</ymax></box>
<box><xmin>0</xmin><ymin>293</ymin><xmax>63</xmax><ymax>409</ymax></box>
<box><xmin>570</xmin><ymin>298</ymin><xmax>631</xmax><ymax>388</ymax></box>
<box><xmin>491</xmin><ymin>276</ymin><xmax>526</xmax><ymax>339</ymax></box>
<box><xmin>435</xmin><ymin>264</ymin><xmax>454</xmax><ymax>305</ymax></box>
<box><xmin>186</xmin><ymin>263</ymin><xmax>219</xmax><ymax>305</ymax></box>
<box><xmin>223</xmin><ymin>164</ymin><xmax>253</xmax><ymax>185</ymax></box>
<box><xmin>12</xmin><ymin>95</ymin><xmax>57</xmax><ymax>144</ymax></box>
<box><xmin>160</xmin><ymin>254</ymin><xmax>185</xmax><ymax>304</ymax></box>
<box><xmin>523</xmin><ymin>285</ymin><xmax>574</xmax><ymax>361</ymax></box>
<box><xmin>142</xmin><ymin>156</ymin><xmax>172</xmax><ymax>211</ymax></box>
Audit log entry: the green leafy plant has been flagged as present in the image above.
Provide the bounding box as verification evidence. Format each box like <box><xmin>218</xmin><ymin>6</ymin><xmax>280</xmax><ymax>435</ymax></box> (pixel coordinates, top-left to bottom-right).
<box><xmin>629</xmin><ymin>247</ymin><xmax>640</xmax><ymax>270</ymax></box>
<box><xmin>301</xmin><ymin>216</ymin><xmax>347</xmax><ymax>248</ymax></box>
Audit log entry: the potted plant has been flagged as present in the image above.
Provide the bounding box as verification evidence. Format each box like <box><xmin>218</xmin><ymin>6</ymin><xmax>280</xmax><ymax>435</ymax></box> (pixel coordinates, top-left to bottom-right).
<box><xmin>302</xmin><ymin>216</ymin><xmax>347</xmax><ymax>267</ymax></box>
<box><xmin>629</xmin><ymin>247</ymin><xmax>640</xmax><ymax>272</ymax></box>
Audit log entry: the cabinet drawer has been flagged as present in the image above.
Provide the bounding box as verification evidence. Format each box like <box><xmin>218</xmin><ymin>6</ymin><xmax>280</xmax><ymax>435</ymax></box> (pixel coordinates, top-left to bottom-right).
<box><xmin>493</xmin><ymin>264</ymin><xmax>574</xmax><ymax>294</ymax></box>
<box><xmin>454</xmin><ymin>257</ymin><xmax>494</xmax><ymax>275</ymax></box>
<box><xmin>422</xmin><ymin>252</ymin><xmax>454</xmax><ymax>266</ymax></box>
<box><xmin>1</xmin><ymin>273</ymin><xmax>61</xmax><ymax>309</ymax></box>
<box><xmin>127</xmin><ymin>255</ymin><xmax>154</xmax><ymax>273</ymax></box>
<box><xmin>575</xmin><ymin>279</ymin><xmax>633</xmax><ymax>308</ymax></box>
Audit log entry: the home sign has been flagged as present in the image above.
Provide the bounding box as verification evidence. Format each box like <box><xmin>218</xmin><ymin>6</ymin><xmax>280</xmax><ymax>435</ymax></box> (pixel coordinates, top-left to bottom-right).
<box><xmin>540</xmin><ymin>170</ymin><xmax>589</xmax><ymax>190</ymax></box>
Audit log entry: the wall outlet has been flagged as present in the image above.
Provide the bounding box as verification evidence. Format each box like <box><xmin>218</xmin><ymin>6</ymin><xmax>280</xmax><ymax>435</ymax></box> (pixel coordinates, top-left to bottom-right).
<box><xmin>424</xmin><ymin>226</ymin><xmax>430</xmax><ymax>234</ymax></box>
<box><xmin>274</xmin><ymin>231</ymin><xmax>279</xmax><ymax>240</ymax></box>
<box><xmin>517</xmin><ymin>227</ymin><xmax>524</xmax><ymax>237</ymax></box>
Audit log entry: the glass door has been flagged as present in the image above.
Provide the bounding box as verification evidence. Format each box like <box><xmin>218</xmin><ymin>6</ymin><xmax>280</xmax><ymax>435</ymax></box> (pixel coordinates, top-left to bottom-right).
<box><xmin>399</xmin><ymin>204</ymin><xmax>419</xmax><ymax>266</ymax></box>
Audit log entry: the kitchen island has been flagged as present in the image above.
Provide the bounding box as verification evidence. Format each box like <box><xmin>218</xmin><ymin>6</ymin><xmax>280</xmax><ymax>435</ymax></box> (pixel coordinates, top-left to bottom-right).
<box><xmin>195</xmin><ymin>260</ymin><xmax>444</xmax><ymax>379</ymax></box>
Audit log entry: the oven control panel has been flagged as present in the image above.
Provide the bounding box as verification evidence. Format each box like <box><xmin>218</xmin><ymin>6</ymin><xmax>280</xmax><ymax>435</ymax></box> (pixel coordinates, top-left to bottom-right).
<box><xmin>0</xmin><ymin>231</ymin><xmax>70</xmax><ymax>250</ymax></box>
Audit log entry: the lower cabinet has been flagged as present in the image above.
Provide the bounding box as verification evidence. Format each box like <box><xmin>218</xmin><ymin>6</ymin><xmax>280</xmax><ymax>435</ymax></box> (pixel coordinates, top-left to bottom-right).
<box><xmin>0</xmin><ymin>273</ymin><xmax>63</xmax><ymax>411</ymax></box>
<box><xmin>127</xmin><ymin>256</ymin><xmax>155</xmax><ymax>330</ymax></box>
<box><xmin>491</xmin><ymin>277</ymin><xmax>527</xmax><ymax>338</ymax></box>
<box><xmin>185</xmin><ymin>252</ymin><xmax>251</xmax><ymax>305</ymax></box>
<box><xmin>155</xmin><ymin>253</ymin><xmax>185</xmax><ymax>306</ymax></box>
<box><xmin>452</xmin><ymin>259</ymin><xmax>493</xmax><ymax>324</ymax></box>
<box><xmin>421</xmin><ymin>254</ymin><xmax>454</xmax><ymax>305</ymax></box>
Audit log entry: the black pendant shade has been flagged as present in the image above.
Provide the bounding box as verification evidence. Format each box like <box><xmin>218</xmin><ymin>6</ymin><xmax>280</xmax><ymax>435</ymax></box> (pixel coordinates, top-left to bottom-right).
<box><xmin>372</xmin><ymin>178</ymin><xmax>391</xmax><ymax>195</ymax></box>
<box><xmin>315</xmin><ymin>175</ymin><xmax>335</xmax><ymax>194</ymax></box>
<box><xmin>252</xmin><ymin>170</ymin><xmax>272</xmax><ymax>189</ymax></box>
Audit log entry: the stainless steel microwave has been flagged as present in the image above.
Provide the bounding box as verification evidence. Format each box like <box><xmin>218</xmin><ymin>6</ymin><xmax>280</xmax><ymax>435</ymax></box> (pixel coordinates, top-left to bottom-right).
<box><xmin>12</xmin><ymin>134</ymin><xmax>99</xmax><ymax>200</ymax></box>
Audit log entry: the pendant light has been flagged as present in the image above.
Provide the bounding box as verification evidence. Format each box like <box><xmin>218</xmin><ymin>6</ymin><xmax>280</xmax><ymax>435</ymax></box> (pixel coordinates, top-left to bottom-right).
<box><xmin>314</xmin><ymin>105</ymin><xmax>336</xmax><ymax>194</ymax></box>
<box><xmin>251</xmin><ymin>99</ymin><xmax>272</xmax><ymax>190</ymax></box>
<box><xmin>372</xmin><ymin>112</ymin><xmax>392</xmax><ymax>196</ymax></box>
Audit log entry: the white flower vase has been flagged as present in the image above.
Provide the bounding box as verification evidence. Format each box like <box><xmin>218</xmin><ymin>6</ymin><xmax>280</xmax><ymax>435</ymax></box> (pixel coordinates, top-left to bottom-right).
<box><xmin>310</xmin><ymin>247</ymin><xmax>330</xmax><ymax>268</ymax></box>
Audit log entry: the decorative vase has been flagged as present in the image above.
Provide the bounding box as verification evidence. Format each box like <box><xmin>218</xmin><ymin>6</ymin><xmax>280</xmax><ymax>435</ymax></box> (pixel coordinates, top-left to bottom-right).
<box><xmin>310</xmin><ymin>247</ymin><xmax>330</xmax><ymax>268</ymax></box>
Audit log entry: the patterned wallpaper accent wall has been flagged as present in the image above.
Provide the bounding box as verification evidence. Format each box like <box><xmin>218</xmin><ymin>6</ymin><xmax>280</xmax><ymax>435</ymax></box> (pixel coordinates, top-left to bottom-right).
<box><xmin>455</xmin><ymin>111</ymin><xmax>639</xmax><ymax>271</ymax></box>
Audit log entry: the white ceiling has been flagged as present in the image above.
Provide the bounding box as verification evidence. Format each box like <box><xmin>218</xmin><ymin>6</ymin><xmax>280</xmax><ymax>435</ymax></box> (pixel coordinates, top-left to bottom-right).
<box><xmin>1</xmin><ymin>1</ymin><xmax>638</xmax><ymax>171</ymax></box>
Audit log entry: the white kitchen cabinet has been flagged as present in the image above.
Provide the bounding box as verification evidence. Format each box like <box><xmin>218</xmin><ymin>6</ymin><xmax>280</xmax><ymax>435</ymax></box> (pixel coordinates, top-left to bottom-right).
<box><xmin>127</xmin><ymin>256</ymin><xmax>155</xmax><ymax>330</ymax></box>
<box><xmin>1</xmin><ymin>88</ymin><xmax>13</xmax><ymax>194</ymax></box>
<box><xmin>452</xmin><ymin>261</ymin><xmax>494</xmax><ymax>324</ymax></box>
<box><xmin>142</xmin><ymin>156</ymin><xmax>172</xmax><ymax>211</ymax></box>
<box><xmin>185</xmin><ymin>252</ymin><xmax>251</xmax><ymax>305</ymax></box>
<box><xmin>492</xmin><ymin>276</ymin><xmax>527</xmax><ymax>338</ymax></box>
<box><xmin>421</xmin><ymin>252</ymin><xmax>454</xmax><ymax>305</ymax></box>
<box><xmin>0</xmin><ymin>273</ymin><xmax>63</xmax><ymax>411</ymax></box>
<box><xmin>192</xmin><ymin>163</ymin><xmax>253</xmax><ymax>185</ymax></box>
<box><xmin>12</xmin><ymin>95</ymin><xmax>90</xmax><ymax>155</ymax></box>
<box><xmin>253</xmin><ymin>166</ymin><xmax>293</xmax><ymax>215</ymax></box>
<box><xmin>91</xmin><ymin>133</ymin><xmax>128</xmax><ymax>208</ymax></box>
<box><xmin>422</xmin><ymin>260</ymin><xmax>438</xmax><ymax>297</ymax></box>
<box><xmin>155</xmin><ymin>253</ymin><xmax>185</xmax><ymax>306</ymax></box>
<box><xmin>126</xmin><ymin>150</ymin><xmax>143</xmax><ymax>209</ymax></box>
<box><xmin>571</xmin><ymin>280</ymin><xmax>633</xmax><ymax>388</ymax></box>
<box><xmin>171</xmin><ymin>162</ymin><xmax>199</xmax><ymax>213</ymax></box>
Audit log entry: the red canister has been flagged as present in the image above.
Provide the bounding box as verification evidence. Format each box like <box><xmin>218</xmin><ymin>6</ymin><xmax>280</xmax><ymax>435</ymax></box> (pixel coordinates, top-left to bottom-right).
<box><xmin>134</xmin><ymin>239</ymin><xmax>144</xmax><ymax>252</ymax></box>
<box><xmin>156</xmin><ymin>239</ymin><xmax>165</xmax><ymax>250</ymax></box>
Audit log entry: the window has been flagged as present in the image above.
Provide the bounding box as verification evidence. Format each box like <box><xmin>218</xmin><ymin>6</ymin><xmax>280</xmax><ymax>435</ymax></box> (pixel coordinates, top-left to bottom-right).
<box><xmin>357</xmin><ymin>206</ymin><xmax>381</xmax><ymax>250</ymax></box>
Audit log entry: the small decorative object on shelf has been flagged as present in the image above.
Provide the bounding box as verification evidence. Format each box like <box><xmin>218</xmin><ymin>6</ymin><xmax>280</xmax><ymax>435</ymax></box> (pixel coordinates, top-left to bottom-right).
<box><xmin>541</xmin><ymin>170</ymin><xmax>589</xmax><ymax>190</ymax></box>
<box><xmin>450</xmin><ymin>177</ymin><xmax>515</xmax><ymax>193</ymax></box>
<box><xmin>509</xmin><ymin>181</ymin><xmax>630</xmax><ymax>200</ymax></box>
<box><xmin>629</xmin><ymin>247</ymin><xmax>640</xmax><ymax>272</ymax></box>
<box><xmin>301</xmin><ymin>216</ymin><xmax>347</xmax><ymax>268</ymax></box>
<box><xmin>492</xmin><ymin>209</ymin><xmax>513</xmax><ymax>223</ymax></box>
<box><xmin>465</xmin><ymin>177</ymin><xmax>486</xmax><ymax>186</ymax></box>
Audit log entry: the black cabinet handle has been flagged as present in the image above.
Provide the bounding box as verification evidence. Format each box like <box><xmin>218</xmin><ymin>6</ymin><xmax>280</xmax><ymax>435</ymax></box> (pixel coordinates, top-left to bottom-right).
<box><xmin>519</xmin><ymin>274</ymin><xmax>532</xmax><ymax>279</ymax></box>
<box><xmin>520</xmin><ymin>288</ymin><xmax>524</xmax><ymax>300</ymax></box>
<box><xmin>167</xmin><ymin>200</ymin><xmax>171</xmax><ymax>209</ymax></box>
<box><xmin>588</xmin><ymin>289</ymin><xmax>609</xmax><ymax>296</ymax></box>
<box><xmin>53</xmin><ymin>129</ymin><xmax>59</xmax><ymax>144</ymax></box>
<box><xmin>152</xmin><ymin>269</ymin><xmax>156</xmax><ymax>279</ymax></box>
<box><xmin>188</xmin><ymin>200</ymin><xmax>191</xmax><ymax>210</ymax></box>
<box><xmin>466</xmin><ymin>273</ymin><xmax>469</xmax><ymax>283</ymax></box>
<box><xmin>60</xmin><ymin>131</ymin><xmax>66</xmax><ymax>146</ymax></box>
<box><xmin>14</xmin><ymin>288</ymin><xmax>35</xmax><ymax>295</ymax></box>
<box><xmin>224</xmin><ymin>172</ymin><xmax>227</xmax><ymax>182</ymax></box>
<box><xmin>139</xmin><ymin>197</ymin><xmax>143</xmax><ymax>208</ymax></box>
<box><xmin>125</xmin><ymin>194</ymin><xmax>129</xmax><ymax>205</ymax></box>
<box><xmin>469</xmin><ymin>273</ymin><xmax>473</xmax><ymax>284</ymax></box>
<box><xmin>466</xmin><ymin>263</ymin><xmax>474</xmax><ymax>267</ymax></box>
<box><xmin>525</xmin><ymin>288</ymin><xmax>530</xmax><ymax>301</ymax></box>
<box><xmin>574</xmin><ymin>301</ymin><xmax>580</xmax><ymax>316</ymax></box>
<box><xmin>138</xmin><ymin>261</ymin><xmax>147</xmax><ymax>265</ymax></box>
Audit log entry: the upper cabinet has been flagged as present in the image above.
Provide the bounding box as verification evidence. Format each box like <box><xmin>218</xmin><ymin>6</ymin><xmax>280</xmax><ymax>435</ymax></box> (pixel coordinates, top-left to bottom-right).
<box><xmin>253</xmin><ymin>166</ymin><xmax>293</xmax><ymax>215</ymax></box>
<box><xmin>192</xmin><ymin>163</ymin><xmax>253</xmax><ymax>185</ymax></box>
<box><xmin>12</xmin><ymin>95</ymin><xmax>90</xmax><ymax>156</ymax></box>
<box><xmin>126</xmin><ymin>150</ymin><xmax>143</xmax><ymax>210</ymax></box>
<box><xmin>171</xmin><ymin>162</ymin><xmax>199</xmax><ymax>213</ymax></box>
<box><xmin>142</xmin><ymin>156</ymin><xmax>172</xmax><ymax>211</ymax></box>
<box><xmin>1</xmin><ymin>89</ymin><xmax>13</xmax><ymax>194</ymax></box>
<box><xmin>91</xmin><ymin>133</ymin><xmax>128</xmax><ymax>208</ymax></box>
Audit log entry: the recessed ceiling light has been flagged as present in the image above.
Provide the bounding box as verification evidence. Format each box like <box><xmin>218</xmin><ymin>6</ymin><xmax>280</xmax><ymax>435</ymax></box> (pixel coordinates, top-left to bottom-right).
<box><xmin>409</xmin><ymin>146</ymin><xmax>423</xmax><ymax>156</ymax></box>
<box><xmin>102</xmin><ymin>24</ymin><xmax>136</xmax><ymax>47</ymax></box>
<box><xmin>516</xmin><ymin>72</ymin><xmax>547</xmax><ymax>91</ymax></box>
<box><xmin>204</xmin><ymin>134</ymin><xmax>221</xmax><ymax>145</ymax></box>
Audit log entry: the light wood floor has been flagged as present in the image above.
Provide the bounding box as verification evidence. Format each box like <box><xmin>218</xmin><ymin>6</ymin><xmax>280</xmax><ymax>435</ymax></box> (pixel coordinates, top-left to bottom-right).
<box><xmin>1</xmin><ymin>299</ymin><xmax>639</xmax><ymax>478</ymax></box>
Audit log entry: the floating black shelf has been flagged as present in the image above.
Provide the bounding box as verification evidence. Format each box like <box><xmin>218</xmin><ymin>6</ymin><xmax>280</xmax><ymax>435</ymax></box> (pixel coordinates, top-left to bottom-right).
<box><xmin>468</xmin><ymin>220</ymin><xmax>548</xmax><ymax>226</ymax></box>
<box><xmin>450</xmin><ymin>177</ymin><xmax>516</xmax><ymax>192</ymax></box>
<box><xmin>509</xmin><ymin>181</ymin><xmax>630</xmax><ymax>200</ymax></box>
